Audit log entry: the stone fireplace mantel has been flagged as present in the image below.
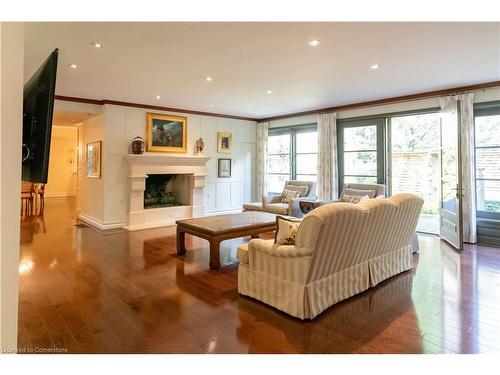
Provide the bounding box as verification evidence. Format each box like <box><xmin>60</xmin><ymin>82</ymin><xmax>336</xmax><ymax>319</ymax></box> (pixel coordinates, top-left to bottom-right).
<box><xmin>124</xmin><ymin>153</ymin><xmax>211</xmax><ymax>231</ymax></box>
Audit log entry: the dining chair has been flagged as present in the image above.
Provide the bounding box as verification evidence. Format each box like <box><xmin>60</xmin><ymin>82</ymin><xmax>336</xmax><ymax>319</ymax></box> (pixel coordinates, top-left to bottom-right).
<box><xmin>21</xmin><ymin>182</ymin><xmax>35</xmax><ymax>216</ymax></box>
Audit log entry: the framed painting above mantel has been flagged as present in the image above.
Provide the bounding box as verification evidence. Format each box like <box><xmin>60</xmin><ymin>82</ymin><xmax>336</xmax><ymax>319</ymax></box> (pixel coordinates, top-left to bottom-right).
<box><xmin>146</xmin><ymin>113</ymin><xmax>187</xmax><ymax>153</ymax></box>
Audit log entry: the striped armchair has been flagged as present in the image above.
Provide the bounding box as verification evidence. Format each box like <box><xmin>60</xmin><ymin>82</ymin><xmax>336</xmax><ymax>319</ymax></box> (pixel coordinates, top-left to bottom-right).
<box><xmin>237</xmin><ymin>193</ymin><xmax>423</xmax><ymax>319</ymax></box>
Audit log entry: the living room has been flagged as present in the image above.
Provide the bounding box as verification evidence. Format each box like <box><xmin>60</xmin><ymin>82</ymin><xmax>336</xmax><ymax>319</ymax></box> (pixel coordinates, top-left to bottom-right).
<box><xmin>1</xmin><ymin>1</ymin><xmax>500</xmax><ymax>372</ymax></box>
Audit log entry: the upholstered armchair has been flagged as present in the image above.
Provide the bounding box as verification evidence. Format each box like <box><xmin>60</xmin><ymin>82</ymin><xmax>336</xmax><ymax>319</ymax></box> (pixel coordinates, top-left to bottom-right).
<box><xmin>262</xmin><ymin>180</ymin><xmax>317</xmax><ymax>217</ymax></box>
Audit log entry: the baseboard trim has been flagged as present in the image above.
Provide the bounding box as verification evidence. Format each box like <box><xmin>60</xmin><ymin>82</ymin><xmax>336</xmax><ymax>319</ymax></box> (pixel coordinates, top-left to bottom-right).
<box><xmin>204</xmin><ymin>208</ymin><xmax>244</xmax><ymax>216</ymax></box>
<box><xmin>122</xmin><ymin>222</ymin><xmax>176</xmax><ymax>232</ymax></box>
<box><xmin>78</xmin><ymin>213</ymin><xmax>126</xmax><ymax>231</ymax></box>
<box><xmin>45</xmin><ymin>193</ymin><xmax>76</xmax><ymax>198</ymax></box>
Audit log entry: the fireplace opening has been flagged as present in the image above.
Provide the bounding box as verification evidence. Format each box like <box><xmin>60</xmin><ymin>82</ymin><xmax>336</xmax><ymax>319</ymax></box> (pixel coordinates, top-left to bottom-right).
<box><xmin>144</xmin><ymin>174</ymin><xmax>192</xmax><ymax>209</ymax></box>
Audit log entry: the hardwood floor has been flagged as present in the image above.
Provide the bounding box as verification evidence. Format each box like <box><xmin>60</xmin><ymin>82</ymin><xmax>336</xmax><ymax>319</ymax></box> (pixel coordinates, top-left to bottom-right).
<box><xmin>17</xmin><ymin>198</ymin><xmax>500</xmax><ymax>353</ymax></box>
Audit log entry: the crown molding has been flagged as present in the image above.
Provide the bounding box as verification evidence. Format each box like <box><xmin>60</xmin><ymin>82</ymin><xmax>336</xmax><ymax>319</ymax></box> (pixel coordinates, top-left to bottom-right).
<box><xmin>56</xmin><ymin>80</ymin><xmax>500</xmax><ymax>124</ymax></box>
<box><xmin>54</xmin><ymin>95</ymin><xmax>258</xmax><ymax>122</ymax></box>
<box><xmin>258</xmin><ymin>80</ymin><xmax>500</xmax><ymax>122</ymax></box>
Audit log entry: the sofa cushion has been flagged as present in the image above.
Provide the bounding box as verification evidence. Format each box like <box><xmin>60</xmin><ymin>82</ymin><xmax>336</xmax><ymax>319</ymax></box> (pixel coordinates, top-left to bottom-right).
<box><xmin>341</xmin><ymin>187</ymin><xmax>376</xmax><ymax>199</ymax></box>
<box><xmin>264</xmin><ymin>203</ymin><xmax>289</xmax><ymax>215</ymax></box>
<box><xmin>275</xmin><ymin>216</ymin><xmax>302</xmax><ymax>245</ymax></box>
<box><xmin>280</xmin><ymin>189</ymin><xmax>300</xmax><ymax>203</ymax></box>
<box><xmin>284</xmin><ymin>184</ymin><xmax>309</xmax><ymax>197</ymax></box>
<box><xmin>237</xmin><ymin>243</ymin><xmax>249</xmax><ymax>264</ymax></box>
<box><xmin>243</xmin><ymin>202</ymin><xmax>263</xmax><ymax>211</ymax></box>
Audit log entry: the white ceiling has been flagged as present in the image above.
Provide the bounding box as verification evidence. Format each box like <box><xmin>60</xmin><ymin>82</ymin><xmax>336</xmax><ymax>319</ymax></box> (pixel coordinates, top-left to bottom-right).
<box><xmin>52</xmin><ymin>111</ymin><xmax>92</xmax><ymax>126</ymax></box>
<box><xmin>24</xmin><ymin>22</ymin><xmax>500</xmax><ymax>119</ymax></box>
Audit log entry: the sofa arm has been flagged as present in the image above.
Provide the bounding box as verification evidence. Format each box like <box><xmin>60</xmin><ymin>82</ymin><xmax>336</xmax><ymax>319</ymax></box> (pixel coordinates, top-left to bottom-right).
<box><xmin>262</xmin><ymin>194</ymin><xmax>282</xmax><ymax>206</ymax></box>
<box><xmin>248</xmin><ymin>239</ymin><xmax>313</xmax><ymax>283</ymax></box>
<box><xmin>288</xmin><ymin>196</ymin><xmax>317</xmax><ymax>218</ymax></box>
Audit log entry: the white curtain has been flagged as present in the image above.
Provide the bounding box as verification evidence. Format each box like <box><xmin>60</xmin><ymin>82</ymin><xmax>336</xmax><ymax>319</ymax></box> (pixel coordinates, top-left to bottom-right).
<box><xmin>316</xmin><ymin>112</ymin><xmax>338</xmax><ymax>200</ymax></box>
<box><xmin>256</xmin><ymin>122</ymin><xmax>269</xmax><ymax>199</ymax></box>
<box><xmin>439</xmin><ymin>94</ymin><xmax>477</xmax><ymax>243</ymax></box>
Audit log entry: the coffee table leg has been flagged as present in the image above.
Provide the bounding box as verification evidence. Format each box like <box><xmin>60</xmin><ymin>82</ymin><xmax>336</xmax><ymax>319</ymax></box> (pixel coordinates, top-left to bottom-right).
<box><xmin>177</xmin><ymin>226</ymin><xmax>186</xmax><ymax>255</ymax></box>
<box><xmin>209</xmin><ymin>239</ymin><xmax>221</xmax><ymax>270</ymax></box>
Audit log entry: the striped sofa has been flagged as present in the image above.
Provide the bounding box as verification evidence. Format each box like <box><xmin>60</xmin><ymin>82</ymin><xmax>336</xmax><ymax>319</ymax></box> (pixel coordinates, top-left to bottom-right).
<box><xmin>237</xmin><ymin>193</ymin><xmax>423</xmax><ymax>319</ymax></box>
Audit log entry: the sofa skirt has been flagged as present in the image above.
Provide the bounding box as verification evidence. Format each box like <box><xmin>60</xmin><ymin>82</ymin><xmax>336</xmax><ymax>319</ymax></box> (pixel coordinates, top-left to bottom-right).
<box><xmin>238</xmin><ymin>245</ymin><xmax>413</xmax><ymax>320</ymax></box>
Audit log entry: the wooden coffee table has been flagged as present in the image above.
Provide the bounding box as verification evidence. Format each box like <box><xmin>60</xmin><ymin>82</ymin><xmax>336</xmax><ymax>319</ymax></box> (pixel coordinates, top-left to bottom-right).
<box><xmin>176</xmin><ymin>211</ymin><xmax>277</xmax><ymax>270</ymax></box>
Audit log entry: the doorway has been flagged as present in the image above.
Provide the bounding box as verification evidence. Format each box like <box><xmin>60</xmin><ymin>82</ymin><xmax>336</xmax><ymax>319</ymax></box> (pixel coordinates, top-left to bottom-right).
<box><xmin>388</xmin><ymin>113</ymin><xmax>441</xmax><ymax>234</ymax></box>
<box><xmin>45</xmin><ymin>125</ymin><xmax>79</xmax><ymax>204</ymax></box>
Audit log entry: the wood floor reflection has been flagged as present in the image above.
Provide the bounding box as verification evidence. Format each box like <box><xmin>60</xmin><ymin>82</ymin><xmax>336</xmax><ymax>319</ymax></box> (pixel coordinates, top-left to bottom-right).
<box><xmin>18</xmin><ymin>198</ymin><xmax>500</xmax><ymax>353</ymax></box>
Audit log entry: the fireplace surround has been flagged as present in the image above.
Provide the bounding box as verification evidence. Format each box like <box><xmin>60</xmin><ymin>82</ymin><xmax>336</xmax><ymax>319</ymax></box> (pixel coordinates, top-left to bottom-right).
<box><xmin>124</xmin><ymin>153</ymin><xmax>210</xmax><ymax>231</ymax></box>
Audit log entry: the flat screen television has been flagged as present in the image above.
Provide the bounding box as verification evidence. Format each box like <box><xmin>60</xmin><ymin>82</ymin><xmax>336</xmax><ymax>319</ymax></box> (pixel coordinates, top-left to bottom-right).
<box><xmin>22</xmin><ymin>48</ymin><xmax>59</xmax><ymax>183</ymax></box>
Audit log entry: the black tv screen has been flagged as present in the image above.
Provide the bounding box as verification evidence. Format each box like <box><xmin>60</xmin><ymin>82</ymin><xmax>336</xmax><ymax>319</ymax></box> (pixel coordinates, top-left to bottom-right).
<box><xmin>22</xmin><ymin>48</ymin><xmax>58</xmax><ymax>183</ymax></box>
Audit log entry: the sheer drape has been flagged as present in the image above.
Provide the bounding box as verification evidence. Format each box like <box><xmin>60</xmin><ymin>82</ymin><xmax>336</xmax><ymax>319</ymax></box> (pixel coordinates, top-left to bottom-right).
<box><xmin>256</xmin><ymin>122</ymin><xmax>269</xmax><ymax>199</ymax></box>
<box><xmin>316</xmin><ymin>112</ymin><xmax>338</xmax><ymax>200</ymax></box>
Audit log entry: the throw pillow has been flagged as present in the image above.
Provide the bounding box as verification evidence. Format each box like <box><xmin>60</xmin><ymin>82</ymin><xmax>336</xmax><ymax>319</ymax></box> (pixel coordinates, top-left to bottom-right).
<box><xmin>341</xmin><ymin>194</ymin><xmax>370</xmax><ymax>204</ymax></box>
<box><xmin>274</xmin><ymin>216</ymin><xmax>302</xmax><ymax>245</ymax></box>
<box><xmin>341</xmin><ymin>187</ymin><xmax>376</xmax><ymax>199</ymax></box>
<box><xmin>280</xmin><ymin>189</ymin><xmax>300</xmax><ymax>203</ymax></box>
<box><xmin>283</xmin><ymin>184</ymin><xmax>309</xmax><ymax>197</ymax></box>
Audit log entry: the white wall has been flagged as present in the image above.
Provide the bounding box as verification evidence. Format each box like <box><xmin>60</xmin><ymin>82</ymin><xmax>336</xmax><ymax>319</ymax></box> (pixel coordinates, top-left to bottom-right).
<box><xmin>269</xmin><ymin>86</ymin><xmax>500</xmax><ymax>128</ymax></box>
<box><xmin>0</xmin><ymin>22</ymin><xmax>24</xmax><ymax>352</ymax></box>
<box><xmin>45</xmin><ymin>126</ymin><xmax>78</xmax><ymax>198</ymax></box>
<box><xmin>102</xmin><ymin>105</ymin><xmax>257</xmax><ymax>225</ymax></box>
<box><xmin>78</xmin><ymin>111</ymin><xmax>106</xmax><ymax>225</ymax></box>
<box><xmin>73</xmin><ymin>102</ymin><xmax>257</xmax><ymax>228</ymax></box>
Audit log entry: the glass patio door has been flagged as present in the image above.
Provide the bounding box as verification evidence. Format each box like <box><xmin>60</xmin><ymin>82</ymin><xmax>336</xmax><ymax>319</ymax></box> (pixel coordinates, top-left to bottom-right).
<box><xmin>439</xmin><ymin>100</ymin><xmax>464</xmax><ymax>251</ymax></box>
<box><xmin>388</xmin><ymin>113</ymin><xmax>441</xmax><ymax>234</ymax></box>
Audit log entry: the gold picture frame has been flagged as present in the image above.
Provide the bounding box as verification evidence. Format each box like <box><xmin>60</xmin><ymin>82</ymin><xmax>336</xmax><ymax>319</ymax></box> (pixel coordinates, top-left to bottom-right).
<box><xmin>86</xmin><ymin>141</ymin><xmax>102</xmax><ymax>178</ymax></box>
<box><xmin>217</xmin><ymin>131</ymin><xmax>232</xmax><ymax>154</ymax></box>
<box><xmin>146</xmin><ymin>113</ymin><xmax>187</xmax><ymax>153</ymax></box>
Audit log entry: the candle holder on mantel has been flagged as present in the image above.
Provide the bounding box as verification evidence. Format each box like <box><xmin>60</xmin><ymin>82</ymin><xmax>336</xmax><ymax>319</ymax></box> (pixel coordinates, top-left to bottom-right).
<box><xmin>131</xmin><ymin>136</ymin><xmax>145</xmax><ymax>154</ymax></box>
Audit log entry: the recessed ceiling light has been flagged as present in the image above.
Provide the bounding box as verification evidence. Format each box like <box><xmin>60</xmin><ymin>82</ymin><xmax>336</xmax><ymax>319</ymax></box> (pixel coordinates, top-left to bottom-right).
<box><xmin>155</xmin><ymin>95</ymin><xmax>161</xmax><ymax>100</ymax></box>
<box><xmin>307</xmin><ymin>39</ymin><xmax>320</xmax><ymax>47</ymax></box>
<box><xmin>91</xmin><ymin>42</ymin><xmax>103</xmax><ymax>48</ymax></box>
<box><xmin>205</xmin><ymin>76</ymin><xmax>213</xmax><ymax>82</ymax></box>
<box><xmin>370</xmin><ymin>64</ymin><xmax>379</xmax><ymax>70</ymax></box>
<box><xmin>69</xmin><ymin>64</ymin><xmax>77</xmax><ymax>69</ymax></box>
<box><xmin>266</xmin><ymin>90</ymin><xmax>274</xmax><ymax>95</ymax></box>
<box><xmin>210</xmin><ymin>104</ymin><xmax>215</xmax><ymax>108</ymax></box>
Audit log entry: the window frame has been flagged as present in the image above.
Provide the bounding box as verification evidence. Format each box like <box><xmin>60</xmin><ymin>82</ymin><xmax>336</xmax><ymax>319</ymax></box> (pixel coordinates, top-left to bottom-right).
<box><xmin>474</xmin><ymin>101</ymin><xmax>500</xmax><ymax>222</ymax></box>
<box><xmin>267</xmin><ymin>123</ymin><xmax>317</xmax><ymax>194</ymax></box>
<box><xmin>337</xmin><ymin>117</ymin><xmax>386</xmax><ymax>193</ymax></box>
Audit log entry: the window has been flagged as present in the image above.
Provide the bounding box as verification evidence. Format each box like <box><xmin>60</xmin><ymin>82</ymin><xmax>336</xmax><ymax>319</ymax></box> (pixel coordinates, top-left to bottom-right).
<box><xmin>267</xmin><ymin>132</ymin><xmax>291</xmax><ymax>194</ymax></box>
<box><xmin>475</xmin><ymin>106</ymin><xmax>500</xmax><ymax>217</ymax></box>
<box><xmin>267</xmin><ymin>125</ymin><xmax>317</xmax><ymax>194</ymax></box>
<box><xmin>337</xmin><ymin>118</ymin><xmax>385</xmax><ymax>191</ymax></box>
<box><xmin>474</xmin><ymin>102</ymin><xmax>500</xmax><ymax>246</ymax></box>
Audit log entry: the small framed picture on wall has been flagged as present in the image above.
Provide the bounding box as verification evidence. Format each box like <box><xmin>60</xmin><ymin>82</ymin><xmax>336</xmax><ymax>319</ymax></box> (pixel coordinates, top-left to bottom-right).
<box><xmin>217</xmin><ymin>131</ymin><xmax>232</xmax><ymax>153</ymax></box>
<box><xmin>86</xmin><ymin>141</ymin><xmax>102</xmax><ymax>178</ymax></box>
<box><xmin>218</xmin><ymin>158</ymin><xmax>231</xmax><ymax>178</ymax></box>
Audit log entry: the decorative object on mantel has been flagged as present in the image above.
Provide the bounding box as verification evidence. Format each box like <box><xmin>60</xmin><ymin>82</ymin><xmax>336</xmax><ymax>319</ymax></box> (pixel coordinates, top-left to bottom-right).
<box><xmin>217</xmin><ymin>131</ymin><xmax>232</xmax><ymax>154</ymax></box>
<box><xmin>146</xmin><ymin>113</ymin><xmax>187</xmax><ymax>153</ymax></box>
<box><xmin>195</xmin><ymin>137</ymin><xmax>205</xmax><ymax>155</ymax></box>
<box><xmin>131</xmin><ymin>136</ymin><xmax>145</xmax><ymax>154</ymax></box>
<box><xmin>86</xmin><ymin>141</ymin><xmax>102</xmax><ymax>178</ymax></box>
<box><xmin>218</xmin><ymin>158</ymin><xmax>231</xmax><ymax>178</ymax></box>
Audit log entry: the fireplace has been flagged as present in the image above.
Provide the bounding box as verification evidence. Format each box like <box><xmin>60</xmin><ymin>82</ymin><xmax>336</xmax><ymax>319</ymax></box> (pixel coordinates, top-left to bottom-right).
<box><xmin>124</xmin><ymin>153</ymin><xmax>210</xmax><ymax>231</ymax></box>
<box><xmin>144</xmin><ymin>174</ymin><xmax>192</xmax><ymax>209</ymax></box>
